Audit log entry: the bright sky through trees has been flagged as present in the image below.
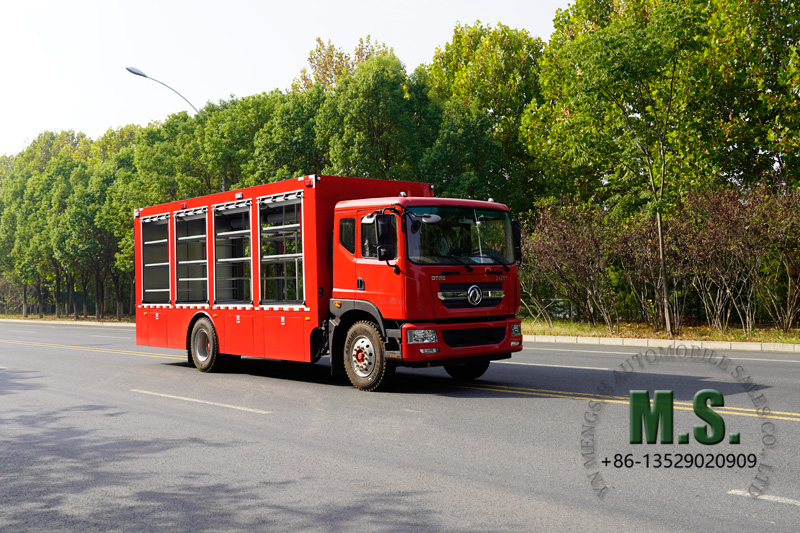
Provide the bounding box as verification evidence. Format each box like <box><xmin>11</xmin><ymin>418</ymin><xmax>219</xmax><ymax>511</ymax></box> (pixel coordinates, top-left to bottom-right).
<box><xmin>0</xmin><ymin>0</ymin><xmax>571</xmax><ymax>157</ymax></box>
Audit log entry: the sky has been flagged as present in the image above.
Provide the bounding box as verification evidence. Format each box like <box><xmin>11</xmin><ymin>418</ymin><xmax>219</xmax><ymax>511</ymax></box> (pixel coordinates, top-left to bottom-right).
<box><xmin>0</xmin><ymin>0</ymin><xmax>573</xmax><ymax>157</ymax></box>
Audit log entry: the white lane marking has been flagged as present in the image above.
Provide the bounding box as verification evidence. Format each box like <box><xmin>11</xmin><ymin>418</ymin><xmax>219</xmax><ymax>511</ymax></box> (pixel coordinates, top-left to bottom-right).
<box><xmin>0</xmin><ymin>366</ymin><xmax>7</xmax><ymax>370</ymax></box>
<box><xmin>131</xmin><ymin>389</ymin><xmax>272</xmax><ymax>415</ymax></box>
<box><xmin>7</xmin><ymin>330</ymin><xmax>36</xmax><ymax>333</ymax></box>
<box><xmin>728</xmin><ymin>489</ymin><xmax>800</xmax><ymax>507</ymax></box>
<box><xmin>495</xmin><ymin>361</ymin><xmax>609</xmax><ymax>371</ymax></box>
<box><xmin>525</xmin><ymin>347</ymin><xmax>635</xmax><ymax>355</ymax></box>
<box><xmin>726</xmin><ymin>357</ymin><xmax>800</xmax><ymax>364</ymax></box>
<box><xmin>90</xmin><ymin>335</ymin><xmax>132</xmax><ymax>339</ymax></box>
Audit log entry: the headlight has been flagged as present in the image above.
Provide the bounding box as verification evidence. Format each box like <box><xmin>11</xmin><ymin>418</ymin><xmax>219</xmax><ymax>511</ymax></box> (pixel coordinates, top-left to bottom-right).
<box><xmin>511</xmin><ymin>323</ymin><xmax>522</xmax><ymax>337</ymax></box>
<box><xmin>407</xmin><ymin>329</ymin><xmax>438</xmax><ymax>343</ymax></box>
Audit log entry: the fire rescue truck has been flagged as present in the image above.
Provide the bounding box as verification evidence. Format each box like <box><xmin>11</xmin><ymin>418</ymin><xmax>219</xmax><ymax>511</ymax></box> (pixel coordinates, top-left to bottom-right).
<box><xmin>135</xmin><ymin>175</ymin><xmax>523</xmax><ymax>391</ymax></box>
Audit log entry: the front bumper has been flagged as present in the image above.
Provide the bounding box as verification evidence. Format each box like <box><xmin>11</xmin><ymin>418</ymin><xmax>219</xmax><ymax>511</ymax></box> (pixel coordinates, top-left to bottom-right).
<box><xmin>400</xmin><ymin>317</ymin><xmax>522</xmax><ymax>364</ymax></box>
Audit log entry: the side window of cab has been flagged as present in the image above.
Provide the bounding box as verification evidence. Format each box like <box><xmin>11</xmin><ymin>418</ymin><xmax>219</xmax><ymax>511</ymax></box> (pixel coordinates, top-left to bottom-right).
<box><xmin>340</xmin><ymin>218</ymin><xmax>356</xmax><ymax>254</ymax></box>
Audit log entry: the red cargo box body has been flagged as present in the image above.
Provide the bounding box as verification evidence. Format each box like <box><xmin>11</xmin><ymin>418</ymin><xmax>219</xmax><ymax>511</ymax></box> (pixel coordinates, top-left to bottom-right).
<box><xmin>135</xmin><ymin>175</ymin><xmax>432</xmax><ymax>361</ymax></box>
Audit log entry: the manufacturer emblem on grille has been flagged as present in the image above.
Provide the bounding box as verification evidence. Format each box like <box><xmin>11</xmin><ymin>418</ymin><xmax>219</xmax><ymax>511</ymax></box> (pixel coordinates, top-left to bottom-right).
<box><xmin>467</xmin><ymin>285</ymin><xmax>483</xmax><ymax>306</ymax></box>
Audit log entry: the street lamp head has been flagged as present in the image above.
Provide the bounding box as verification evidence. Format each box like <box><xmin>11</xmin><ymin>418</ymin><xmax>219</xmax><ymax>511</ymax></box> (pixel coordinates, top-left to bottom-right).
<box><xmin>126</xmin><ymin>67</ymin><xmax>147</xmax><ymax>78</ymax></box>
<box><xmin>125</xmin><ymin>65</ymin><xmax>199</xmax><ymax>114</ymax></box>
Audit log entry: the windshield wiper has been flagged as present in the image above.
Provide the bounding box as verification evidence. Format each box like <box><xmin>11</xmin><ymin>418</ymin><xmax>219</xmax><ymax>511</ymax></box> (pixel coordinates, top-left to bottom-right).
<box><xmin>428</xmin><ymin>254</ymin><xmax>474</xmax><ymax>272</ymax></box>
<box><xmin>473</xmin><ymin>252</ymin><xmax>510</xmax><ymax>272</ymax></box>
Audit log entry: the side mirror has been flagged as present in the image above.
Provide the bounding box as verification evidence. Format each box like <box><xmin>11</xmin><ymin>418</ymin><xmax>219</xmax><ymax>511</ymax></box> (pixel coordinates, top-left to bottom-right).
<box><xmin>407</xmin><ymin>212</ymin><xmax>439</xmax><ymax>234</ymax></box>
<box><xmin>377</xmin><ymin>244</ymin><xmax>400</xmax><ymax>274</ymax></box>
<box><xmin>375</xmin><ymin>214</ymin><xmax>394</xmax><ymax>246</ymax></box>
<box><xmin>377</xmin><ymin>244</ymin><xmax>396</xmax><ymax>262</ymax></box>
<box><xmin>512</xmin><ymin>219</ymin><xmax>522</xmax><ymax>263</ymax></box>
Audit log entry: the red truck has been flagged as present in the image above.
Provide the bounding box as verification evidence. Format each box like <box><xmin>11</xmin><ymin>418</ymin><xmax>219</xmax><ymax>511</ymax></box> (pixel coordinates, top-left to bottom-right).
<box><xmin>135</xmin><ymin>175</ymin><xmax>523</xmax><ymax>390</ymax></box>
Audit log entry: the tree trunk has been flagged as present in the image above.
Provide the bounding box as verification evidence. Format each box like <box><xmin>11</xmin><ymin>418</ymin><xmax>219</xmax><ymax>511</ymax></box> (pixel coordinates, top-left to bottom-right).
<box><xmin>54</xmin><ymin>267</ymin><xmax>62</xmax><ymax>318</ymax></box>
<box><xmin>129</xmin><ymin>277</ymin><xmax>135</xmax><ymax>316</ymax></box>
<box><xmin>22</xmin><ymin>284</ymin><xmax>28</xmax><ymax>318</ymax></box>
<box><xmin>102</xmin><ymin>277</ymin><xmax>108</xmax><ymax>318</ymax></box>
<box><xmin>74</xmin><ymin>277</ymin><xmax>80</xmax><ymax>320</ymax></box>
<box><xmin>655</xmin><ymin>211</ymin><xmax>673</xmax><ymax>336</ymax></box>
<box><xmin>95</xmin><ymin>270</ymin><xmax>102</xmax><ymax>320</ymax></box>
<box><xmin>786</xmin><ymin>262</ymin><xmax>799</xmax><ymax>331</ymax></box>
<box><xmin>65</xmin><ymin>273</ymin><xmax>72</xmax><ymax>319</ymax></box>
<box><xmin>111</xmin><ymin>271</ymin><xmax>123</xmax><ymax>321</ymax></box>
<box><xmin>81</xmin><ymin>274</ymin><xmax>89</xmax><ymax>318</ymax></box>
<box><xmin>36</xmin><ymin>280</ymin><xmax>43</xmax><ymax>319</ymax></box>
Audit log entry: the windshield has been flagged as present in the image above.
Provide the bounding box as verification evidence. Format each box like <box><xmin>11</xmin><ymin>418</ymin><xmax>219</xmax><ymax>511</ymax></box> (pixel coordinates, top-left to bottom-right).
<box><xmin>406</xmin><ymin>206</ymin><xmax>515</xmax><ymax>266</ymax></box>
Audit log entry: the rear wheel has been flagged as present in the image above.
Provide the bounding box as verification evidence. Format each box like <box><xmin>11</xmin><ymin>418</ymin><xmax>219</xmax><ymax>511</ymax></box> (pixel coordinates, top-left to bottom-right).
<box><xmin>190</xmin><ymin>318</ymin><xmax>223</xmax><ymax>372</ymax></box>
<box><xmin>444</xmin><ymin>360</ymin><xmax>490</xmax><ymax>381</ymax></box>
<box><xmin>343</xmin><ymin>321</ymin><xmax>390</xmax><ymax>391</ymax></box>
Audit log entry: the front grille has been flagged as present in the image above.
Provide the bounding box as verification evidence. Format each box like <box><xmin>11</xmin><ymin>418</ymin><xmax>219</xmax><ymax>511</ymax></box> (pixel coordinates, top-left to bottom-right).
<box><xmin>437</xmin><ymin>282</ymin><xmax>504</xmax><ymax>309</ymax></box>
<box><xmin>441</xmin><ymin>326</ymin><xmax>506</xmax><ymax>348</ymax></box>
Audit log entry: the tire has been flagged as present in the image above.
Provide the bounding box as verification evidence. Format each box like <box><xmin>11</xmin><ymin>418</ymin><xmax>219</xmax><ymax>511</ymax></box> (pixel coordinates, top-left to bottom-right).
<box><xmin>343</xmin><ymin>321</ymin><xmax>390</xmax><ymax>391</ymax></box>
<box><xmin>190</xmin><ymin>318</ymin><xmax>223</xmax><ymax>372</ymax></box>
<box><xmin>444</xmin><ymin>360</ymin><xmax>491</xmax><ymax>381</ymax></box>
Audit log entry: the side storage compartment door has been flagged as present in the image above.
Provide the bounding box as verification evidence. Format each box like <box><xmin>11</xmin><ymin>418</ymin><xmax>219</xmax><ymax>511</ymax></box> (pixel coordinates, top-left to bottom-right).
<box><xmin>263</xmin><ymin>315</ymin><xmax>306</xmax><ymax>361</ymax></box>
<box><xmin>224</xmin><ymin>314</ymin><xmax>253</xmax><ymax>356</ymax></box>
<box><xmin>147</xmin><ymin>311</ymin><xmax>168</xmax><ymax>347</ymax></box>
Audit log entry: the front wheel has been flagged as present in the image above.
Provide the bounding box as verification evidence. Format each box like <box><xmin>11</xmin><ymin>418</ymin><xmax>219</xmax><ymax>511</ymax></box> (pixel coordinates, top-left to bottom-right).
<box><xmin>343</xmin><ymin>321</ymin><xmax>390</xmax><ymax>391</ymax></box>
<box><xmin>444</xmin><ymin>360</ymin><xmax>491</xmax><ymax>381</ymax></box>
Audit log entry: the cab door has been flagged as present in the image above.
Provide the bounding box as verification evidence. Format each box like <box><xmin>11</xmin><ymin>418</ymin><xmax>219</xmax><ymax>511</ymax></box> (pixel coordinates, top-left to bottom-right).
<box><xmin>355</xmin><ymin>211</ymin><xmax>404</xmax><ymax>318</ymax></box>
<box><xmin>332</xmin><ymin>213</ymin><xmax>357</xmax><ymax>301</ymax></box>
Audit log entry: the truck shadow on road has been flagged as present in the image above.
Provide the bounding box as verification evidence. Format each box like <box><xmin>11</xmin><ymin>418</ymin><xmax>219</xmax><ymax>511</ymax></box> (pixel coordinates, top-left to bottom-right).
<box><xmin>167</xmin><ymin>355</ymin><xmax>771</xmax><ymax>402</ymax></box>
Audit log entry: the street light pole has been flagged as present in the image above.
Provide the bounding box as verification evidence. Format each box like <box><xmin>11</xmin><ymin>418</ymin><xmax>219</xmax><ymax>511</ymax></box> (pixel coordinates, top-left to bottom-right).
<box><xmin>126</xmin><ymin>67</ymin><xmax>199</xmax><ymax>113</ymax></box>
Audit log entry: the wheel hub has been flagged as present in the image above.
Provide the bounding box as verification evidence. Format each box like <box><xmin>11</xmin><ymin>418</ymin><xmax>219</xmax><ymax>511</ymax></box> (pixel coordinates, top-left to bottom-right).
<box><xmin>350</xmin><ymin>336</ymin><xmax>375</xmax><ymax>378</ymax></box>
<box><xmin>195</xmin><ymin>330</ymin><xmax>210</xmax><ymax>363</ymax></box>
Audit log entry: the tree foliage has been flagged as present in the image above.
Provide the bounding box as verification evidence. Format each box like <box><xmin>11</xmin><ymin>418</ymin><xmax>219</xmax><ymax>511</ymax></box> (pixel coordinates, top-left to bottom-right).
<box><xmin>292</xmin><ymin>36</ymin><xmax>392</xmax><ymax>92</ymax></box>
<box><xmin>1</xmin><ymin>11</ymin><xmax>799</xmax><ymax>332</ymax></box>
<box><xmin>429</xmin><ymin>22</ymin><xmax>545</xmax><ymax>210</ymax></box>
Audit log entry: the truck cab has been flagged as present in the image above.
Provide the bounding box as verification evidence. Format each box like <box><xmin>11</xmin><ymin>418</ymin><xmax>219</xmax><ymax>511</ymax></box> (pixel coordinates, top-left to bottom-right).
<box><xmin>330</xmin><ymin>196</ymin><xmax>523</xmax><ymax>390</ymax></box>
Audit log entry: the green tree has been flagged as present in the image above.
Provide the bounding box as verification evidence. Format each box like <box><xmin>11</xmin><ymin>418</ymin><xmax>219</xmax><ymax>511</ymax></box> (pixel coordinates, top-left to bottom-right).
<box><xmin>683</xmin><ymin>0</ymin><xmax>800</xmax><ymax>186</ymax></box>
<box><xmin>428</xmin><ymin>22</ymin><xmax>544</xmax><ymax>210</ymax></box>
<box><xmin>196</xmin><ymin>92</ymin><xmax>280</xmax><ymax>190</ymax></box>
<box><xmin>0</xmin><ymin>131</ymin><xmax>88</xmax><ymax>317</ymax></box>
<box><xmin>133</xmin><ymin>112</ymin><xmax>210</xmax><ymax>201</ymax></box>
<box><xmin>523</xmin><ymin>0</ymin><xmax>707</xmax><ymax>335</ymax></box>
<box><xmin>419</xmin><ymin>101</ymin><xmax>504</xmax><ymax>201</ymax></box>
<box><xmin>251</xmin><ymin>86</ymin><xmax>327</xmax><ymax>182</ymax></box>
<box><xmin>316</xmin><ymin>54</ymin><xmax>420</xmax><ymax>180</ymax></box>
<box><xmin>292</xmin><ymin>36</ymin><xmax>392</xmax><ymax>92</ymax></box>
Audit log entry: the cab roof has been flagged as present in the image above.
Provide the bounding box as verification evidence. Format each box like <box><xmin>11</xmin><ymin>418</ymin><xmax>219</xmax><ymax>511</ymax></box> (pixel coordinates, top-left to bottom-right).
<box><xmin>335</xmin><ymin>196</ymin><xmax>510</xmax><ymax>212</ymax></box>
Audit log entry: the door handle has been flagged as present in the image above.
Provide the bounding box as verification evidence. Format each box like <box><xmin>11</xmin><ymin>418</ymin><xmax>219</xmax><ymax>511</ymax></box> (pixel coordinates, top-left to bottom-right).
<box><xmin>357</xmin><ymin>278</ymin><xmax>365</xmax><ymax>291</ymax></box>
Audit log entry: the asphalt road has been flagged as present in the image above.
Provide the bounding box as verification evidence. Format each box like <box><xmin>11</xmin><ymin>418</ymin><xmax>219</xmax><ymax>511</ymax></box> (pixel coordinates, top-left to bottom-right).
<box><xmin>1</xmin><ymin>322</ymin><xmax>799</xmax><ymax>531</ymax></box>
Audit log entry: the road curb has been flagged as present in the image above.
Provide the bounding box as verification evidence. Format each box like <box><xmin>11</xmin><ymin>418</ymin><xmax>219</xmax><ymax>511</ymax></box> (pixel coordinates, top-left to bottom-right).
<box><xmin>0</xmin><ymin>318</ymin><xmax>135</xmax><ymax>328</ymax></box>
<box><xmin>523</xmin><ymin>334</ymin><xmax>800</xmax><ymax>353</ymax></box>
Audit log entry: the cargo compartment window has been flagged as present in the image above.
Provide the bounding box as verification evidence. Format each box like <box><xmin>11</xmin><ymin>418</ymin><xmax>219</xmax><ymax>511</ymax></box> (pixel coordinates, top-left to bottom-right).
<box><xmin>260</xmin><ymin>199</ymin><xmax>303</xmax><ymax>303</ymax></box>
<box><xmin>214</xmin><ymin>204</ymin><xmax>251</xmax><ymax>303</ymax></box>
<box><xmin>175</xmin><ymin>210</ymin><xmax>207</xmax><ymax>303</ymax></box>
<box><xmin>141</xmin><ymin>216</ymin><xmax>170</xmax><ymax>303</ymax></box>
